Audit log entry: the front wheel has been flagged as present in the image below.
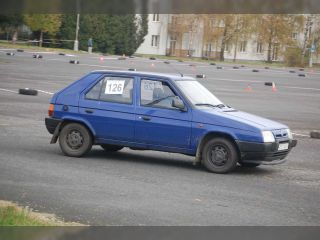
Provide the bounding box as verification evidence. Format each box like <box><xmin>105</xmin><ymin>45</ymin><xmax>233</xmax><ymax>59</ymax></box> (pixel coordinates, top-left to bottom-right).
<box><xmin>59</xmin><ymin>123</ymin><xmax>92</xmax><ymax>157</ymax></box>
<box><xmin>100</xmin><ymin>144</ymin><xmax>123</xmax><ymax>152</ymax></box>
<box><xmin>202</xmin><ymin>138</ymin><xmax>238</xmax><ymax>174</ymax></box>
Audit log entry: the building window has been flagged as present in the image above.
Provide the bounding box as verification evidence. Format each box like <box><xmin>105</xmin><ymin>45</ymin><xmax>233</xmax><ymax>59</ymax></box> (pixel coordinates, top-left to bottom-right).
<box><xmin>239</xmin><ymin>41</ymin><xmax>247</xmax><ymax>52</ymax></box>
<box><xmin>171</xmin><ymin>16</ymin><xmax>178</xmax><ymax>25</ymax></box>
<box><xmin>292</xmin><ymin>32</ymin><xmax>298</xmax><ymax>40</ymax></box>
<box><xmin>256</xmin><ymin>42</ymin><xmax>263</xmax><ymax>53</ymax></box>
<box><xmin>225</xmin><ymin>41</ymin><xmax>230</xmax><ymax>52</ymax></box>
<box><xmin>152</xmin><ymin>14</ymin><xmax>160</xmax><ymax>22</ymax></box>
<box><xmin>151</xmin><ymin>35</ymin><xmax>160</xmax><ymax>47</ymax></box>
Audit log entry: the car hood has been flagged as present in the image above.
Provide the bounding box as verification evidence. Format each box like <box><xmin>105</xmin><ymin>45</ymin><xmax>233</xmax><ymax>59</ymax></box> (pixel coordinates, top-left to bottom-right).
<box><xmin>193</xmin><ymin>108</ymin><xmax>288</xmax><ymax>131</ymax></box>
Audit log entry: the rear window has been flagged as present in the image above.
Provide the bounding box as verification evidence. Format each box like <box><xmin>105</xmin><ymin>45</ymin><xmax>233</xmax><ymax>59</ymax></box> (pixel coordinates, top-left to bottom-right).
<box><xmin>85</xmin><ymin>76</ymin><xmax>134</xmax><ymax>104</ymax></box>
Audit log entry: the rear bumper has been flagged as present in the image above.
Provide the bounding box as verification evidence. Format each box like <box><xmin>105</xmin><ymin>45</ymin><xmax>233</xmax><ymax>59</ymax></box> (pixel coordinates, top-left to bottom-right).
<box><xmin>236</xmin><ymin>139</ymin><xmax>297</xmax><ymax>165</ymax></box>
<box><xmin>45</xmin><ymin>117</ymin><xmax>61</xmax><ymax>134</ymax></box>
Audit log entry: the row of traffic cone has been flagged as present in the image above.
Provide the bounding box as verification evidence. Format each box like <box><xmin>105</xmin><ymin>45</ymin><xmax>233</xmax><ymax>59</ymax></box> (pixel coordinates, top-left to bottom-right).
<box><xmin>245</xmin><ymin>82</ymin><xmax>277</xmax><ymax>92</ymax></box>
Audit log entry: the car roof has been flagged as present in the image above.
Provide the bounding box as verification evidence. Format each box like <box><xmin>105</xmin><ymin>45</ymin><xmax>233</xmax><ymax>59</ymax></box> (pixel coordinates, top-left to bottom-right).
<box><xmin>90</xmin><ymin>70</ymin><xmax>196</xmax><ymax>81</ymax></box>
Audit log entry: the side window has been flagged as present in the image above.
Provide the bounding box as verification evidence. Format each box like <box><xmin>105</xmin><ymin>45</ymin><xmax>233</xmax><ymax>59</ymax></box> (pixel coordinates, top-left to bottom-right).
<box><xmin>85</xmin><ymin>76</ymin><xmax>134</xmax><ymax>104</ymax></box>
<box><xmin>140</xmin><ymin>79</ymin><xmax>178</xmax><ymax>109</ymax></box>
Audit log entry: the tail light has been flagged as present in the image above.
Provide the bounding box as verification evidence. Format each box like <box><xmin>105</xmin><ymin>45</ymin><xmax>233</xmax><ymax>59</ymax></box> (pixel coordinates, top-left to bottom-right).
<box><xmin>48</xmin><ymin>104</ymin><xmax>54</xmax><ymax>117</ymax></box>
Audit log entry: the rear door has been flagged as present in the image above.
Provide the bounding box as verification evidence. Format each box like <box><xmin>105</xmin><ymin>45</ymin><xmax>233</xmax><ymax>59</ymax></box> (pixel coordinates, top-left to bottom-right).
<box><xmin>135</xmin><ymin>78</ymin><xmax>192</xmax><ymax>150</ymax></box>
<box><xmin>78</xmin><ymin>74</ymin><xmax>136</xmax><ymax>142</ymax></box>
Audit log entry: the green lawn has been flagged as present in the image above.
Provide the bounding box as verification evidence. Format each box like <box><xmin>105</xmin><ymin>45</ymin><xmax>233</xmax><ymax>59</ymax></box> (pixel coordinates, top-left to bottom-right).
<box><xmin>0</xmin><ymin>201</ymin><xmax>82</xmax><ymax>226</ymax></box>
<box><xmin>0</xmin><ymin>40</ymin><xmax>88</xmax><ymax>55</ymax></box>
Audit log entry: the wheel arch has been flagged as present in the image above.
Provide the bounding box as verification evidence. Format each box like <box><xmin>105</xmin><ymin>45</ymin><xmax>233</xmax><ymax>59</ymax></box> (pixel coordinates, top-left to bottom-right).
<box><xmin>195</xmin><ymin>131</ymin><xmax>241</xmax><ymax>164</ymax></box>
<box><xmin>60</xmin><ymin>116</ymin><xmax>96</xmax><ymax>139</ymax></box>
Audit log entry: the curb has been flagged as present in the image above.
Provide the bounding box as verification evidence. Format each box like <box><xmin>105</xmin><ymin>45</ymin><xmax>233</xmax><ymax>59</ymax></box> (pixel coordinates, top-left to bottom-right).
<box><xmin>310</xmin><ymin>131</ymin><xmax>320</xmax><ymax>139</ymax></box>
<box><xmin>69</xmin><ymin>60</ymin><xmax>79</xmax><ymax>64</ymax></box>
<box><xmin>33</xmin><ymin>54</ymin><xmax>43</xmax><ymax>59</ymax></box>
<box><xmin>196</xmin><ymin>74</ymin><xmax>206</xmax><ymax>79</ymax></box>
<box><xmin>19</xmin><ymin>88</ymin><xmax>38</xmax><ymax>96</ymax></box>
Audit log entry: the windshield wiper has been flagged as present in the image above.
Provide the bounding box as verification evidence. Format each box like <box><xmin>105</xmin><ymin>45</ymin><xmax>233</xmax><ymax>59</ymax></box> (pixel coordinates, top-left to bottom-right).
<box><xmin>195</xmin><ymin>103</ymin><xmax>226</xmax><ymax>108</ymax></box>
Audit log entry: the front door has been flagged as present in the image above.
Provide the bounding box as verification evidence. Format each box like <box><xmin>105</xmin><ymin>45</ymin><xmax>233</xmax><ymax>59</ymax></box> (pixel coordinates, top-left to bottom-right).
<box><xmin>135</xmin><ymin>78</ymin><xmax>192</xmax><ymax>151</ymax></box>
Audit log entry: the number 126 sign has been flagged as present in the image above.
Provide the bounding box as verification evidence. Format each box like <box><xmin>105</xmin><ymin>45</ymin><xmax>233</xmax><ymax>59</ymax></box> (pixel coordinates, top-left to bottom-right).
<box><xmin>105</xmin><ymin>80</ymin><xmax>125</xmax><ymax>94</ymax></box>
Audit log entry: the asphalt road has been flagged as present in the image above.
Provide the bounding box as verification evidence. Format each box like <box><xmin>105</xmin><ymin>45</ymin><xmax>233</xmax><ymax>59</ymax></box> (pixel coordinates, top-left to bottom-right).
<box><xmin>0</xmin><ymin>48</ymin><xmax>319</xmax><ymax>225</ymax></box>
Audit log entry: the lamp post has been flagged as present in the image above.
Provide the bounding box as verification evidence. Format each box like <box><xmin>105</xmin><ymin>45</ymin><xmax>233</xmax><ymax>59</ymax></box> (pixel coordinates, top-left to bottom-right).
<box><xmin>74</xmin><ymin>13</ymin><xmax>80</xmax><ymax>51</ymax></box>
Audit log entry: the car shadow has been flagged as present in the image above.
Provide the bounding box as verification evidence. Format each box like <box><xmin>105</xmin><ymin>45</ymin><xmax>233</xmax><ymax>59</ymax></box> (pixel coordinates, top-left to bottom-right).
<box><xmin>83</xmin><ymin>148</ymin><xmax>277</xmax><ymax>176</ymax></box>
<box><xmin>86</xmin><ymin>148</ymin><xmax>202</xmax><ymax>172</ymax></box>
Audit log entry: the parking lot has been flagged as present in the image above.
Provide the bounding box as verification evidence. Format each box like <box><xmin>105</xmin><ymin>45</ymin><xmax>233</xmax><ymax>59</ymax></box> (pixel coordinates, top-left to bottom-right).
<box><xmin>0</xmin><ymin>48</ymin><xmax>319</xmax><ymax>225</ymax></box>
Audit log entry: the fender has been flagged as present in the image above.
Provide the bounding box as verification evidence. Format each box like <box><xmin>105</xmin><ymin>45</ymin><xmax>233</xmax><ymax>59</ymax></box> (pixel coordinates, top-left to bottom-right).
<box><xmin>61</xmin><ymin>116</ymin><xmax>97</xmax><ymax>137</ymax></box>
<box><xmin>50</xmin><ymin>116</ymin><xmax>96</xmax><ymax>144</ymax></box>
<box><xmin>194</xmin><ymin>130</ymin><xmax>239</xmax><ymax>165</ymax></box>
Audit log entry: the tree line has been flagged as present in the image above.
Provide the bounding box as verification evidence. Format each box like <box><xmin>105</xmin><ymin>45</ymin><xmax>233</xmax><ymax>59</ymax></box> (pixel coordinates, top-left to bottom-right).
<box><xmin>170</xmin><ymin>14</ymin><xmax>320</xmax><ymax>66</ymax></box>
<box><xmin>0</xmin><ymin>14</ymin><xmax>148</xmax><ymax>56</ymax></box>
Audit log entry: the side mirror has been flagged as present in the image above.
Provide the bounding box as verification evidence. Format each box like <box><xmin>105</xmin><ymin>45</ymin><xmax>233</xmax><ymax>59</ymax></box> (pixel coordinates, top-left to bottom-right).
<box><xmin>172</xmin><ymin>97</ymin><xmax>186</xmax><ymax>111</ymax></box>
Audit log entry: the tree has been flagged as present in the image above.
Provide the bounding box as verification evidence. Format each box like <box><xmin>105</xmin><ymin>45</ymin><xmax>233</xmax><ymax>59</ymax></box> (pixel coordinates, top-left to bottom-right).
<box><xmin>254</xmin><ymin>14</ymin><xmax>304</xmax><ymax>63</ymax></box>
<box><xmin>24</xmin><ymin>14</ymin><xmax>61</xmax><ymax>47</ymax></box>
<box><xmin>0</xmin><ymin>14</ymin><xmax>24</xmax><ymax>42</ymax></box>
<box><xmin>59</xmin><ymin>14</ymin><xmax>148</xmax><ymax>55</ymax></box>
<box><xmin>203</xmin><ymin>14</ymin><xmax>254</xmax><ymax>61</ymax></box>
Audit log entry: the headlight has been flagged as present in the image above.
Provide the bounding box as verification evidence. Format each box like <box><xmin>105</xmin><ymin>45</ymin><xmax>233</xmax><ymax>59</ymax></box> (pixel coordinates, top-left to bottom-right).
<box><xmin>262</xmin><ymin>131</ymin><xmax>275</xmax><ymax>143</ymax></box>
<box><xmin>285</xmin><ymin>129</ymin><xmax>293</xmax><ymax>139</ymax></box>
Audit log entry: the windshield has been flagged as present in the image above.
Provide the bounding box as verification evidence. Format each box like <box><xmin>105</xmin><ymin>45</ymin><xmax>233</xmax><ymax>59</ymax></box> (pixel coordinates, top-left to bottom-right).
<box><xmin>175</xmin><ymin>80</ymin><xmax>223</xmax><ymax>107</ymax></box>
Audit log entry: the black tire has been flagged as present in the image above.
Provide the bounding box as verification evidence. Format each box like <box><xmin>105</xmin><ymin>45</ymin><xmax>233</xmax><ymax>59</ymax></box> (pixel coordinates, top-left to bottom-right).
<box><xmin>59</xmin><ymin>123</ymin><xmax>92</xmax><ymax>157</ymax></box>
<box><xmin>239</xmin><ymin>162</ymin><xmax>261</xmax><ymax>168</ymax></box>
<box><xmin>100</xmin><ymin>144</ymin><xmax>123</xmax><ymax>152</ymax></box>
<box><xmin>18</xmin><ymin>88</ymin><xmax>38</xmax><ymax>96</ymax></box>
<box><xmin>202</xmin><ymin>138</ymin><xmax>238</xmax><ymax>174</ymax></box>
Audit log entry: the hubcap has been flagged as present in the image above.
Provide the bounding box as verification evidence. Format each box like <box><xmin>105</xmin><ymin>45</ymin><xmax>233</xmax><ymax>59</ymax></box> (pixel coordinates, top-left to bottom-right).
<box><xmin>209</xmin><ymin>145</ymin><xmax>228</xmax><ymax>167</ymax></box>
<box><xmin>66</xmin><ymin>130</ymin><xmax>83</xmax><ymax>149</ymax></box>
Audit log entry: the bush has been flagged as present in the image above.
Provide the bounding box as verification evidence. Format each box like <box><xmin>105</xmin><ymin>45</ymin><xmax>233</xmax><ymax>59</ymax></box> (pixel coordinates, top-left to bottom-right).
<box><xmin>284</xmin><ymin>47</ymin><xmax>303</xmax><ymax>67</ymax></box>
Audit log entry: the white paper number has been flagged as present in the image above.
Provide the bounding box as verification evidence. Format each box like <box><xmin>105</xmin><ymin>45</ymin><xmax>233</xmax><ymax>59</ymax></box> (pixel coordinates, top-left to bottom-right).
<box><xmin>105</xmin><ymin>80</ymin><xmax>125</xmax><ymax>95</ymax></box>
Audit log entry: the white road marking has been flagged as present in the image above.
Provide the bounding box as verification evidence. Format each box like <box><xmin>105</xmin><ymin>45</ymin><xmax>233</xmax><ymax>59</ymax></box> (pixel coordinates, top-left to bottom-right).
<box><xmin>207</xmin><ymin>77</ymin><xmax>262</xmax><ymax>83</ymax></box>
<box><xmin>78</xmin><ymin>63</ymin><xmax>126</xmax><ymax>69</ymax></box>
<box><xmin>0</xmin><ymin>88</ymin><xmax>18</xmax><ymax>94</ymax></box>
<box><xmin>207</xmin><ymin>77</ymin><xmax>320</xmax><ymax>91</ymax></box>
<box><xmin>37</xmin><ymin>89</ymin><xmax>54</xmax><ymax>95</ymax></box>
<box><xmin>292</xmin><ymin>132</ymin><xmax>310</xmax><ymax>137</ymax></box>
<box><xmin>284</xmin><ymin>86</ymin><xmax>320</xmax><ymax>91</ymax></box>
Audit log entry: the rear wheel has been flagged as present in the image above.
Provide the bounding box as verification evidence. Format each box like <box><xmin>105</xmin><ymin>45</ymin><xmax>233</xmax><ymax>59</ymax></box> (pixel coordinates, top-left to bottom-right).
<box><xmin>100</xmin><ymin>144</ymin><xmax>123</xmax><ymax>152</ymax></box>
<box><xmin>59</xmin><ymin>123</ymin><xmax>92</xmax><ymax>157</ymax></box>
<box><xmin>239</xmin><ymin>162</ymin><xmax>261</xmax><ymax>168</ymax></box>
<box><xmin>202</xmin><ymin>138</ymin><xmax>238</xmax><ymax>174</ymax></box>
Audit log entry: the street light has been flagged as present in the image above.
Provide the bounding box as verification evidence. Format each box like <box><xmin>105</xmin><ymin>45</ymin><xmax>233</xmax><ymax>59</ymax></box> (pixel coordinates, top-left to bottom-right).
<box><xmin>74</xmin><ymin>13</ymin><xmax>80</xmax><ymax>51</ymax></box>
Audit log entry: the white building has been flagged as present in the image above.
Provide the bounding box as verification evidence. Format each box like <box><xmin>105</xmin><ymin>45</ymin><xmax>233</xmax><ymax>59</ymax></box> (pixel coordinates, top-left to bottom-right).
<box><xmin>136</xmin><ymin>14</ymin><xmax>170</xmax><ymax>56</ymax></box>
<box><xmin>136</xmin><ymin>14</ymin><xmax>319</xmax><ymax>64</ymax></box>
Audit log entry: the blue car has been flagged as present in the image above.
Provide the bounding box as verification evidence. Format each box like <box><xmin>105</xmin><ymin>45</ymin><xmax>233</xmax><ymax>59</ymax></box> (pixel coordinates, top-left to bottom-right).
<box><xmin>45</xmin><ymin>71</ymin><xmax>297</xmax><ymax>173</ymax></box>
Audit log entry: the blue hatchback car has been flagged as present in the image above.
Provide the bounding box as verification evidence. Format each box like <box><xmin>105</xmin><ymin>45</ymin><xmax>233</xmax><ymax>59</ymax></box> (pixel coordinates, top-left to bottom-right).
<box><xmin>45</xmin><ymin>70</ymin><xmax>297</xmax><ymax>173</ymax></box>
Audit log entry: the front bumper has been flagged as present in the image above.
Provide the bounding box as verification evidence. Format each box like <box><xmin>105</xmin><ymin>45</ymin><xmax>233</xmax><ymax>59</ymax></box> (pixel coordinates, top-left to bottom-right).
<box><xmin>236</xmin><ymin>139</ymin><xmax>297</xmax><ymax>164</ymax></box>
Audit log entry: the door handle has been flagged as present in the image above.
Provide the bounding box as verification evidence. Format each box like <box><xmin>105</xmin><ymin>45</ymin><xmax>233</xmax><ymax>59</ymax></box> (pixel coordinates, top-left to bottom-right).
<box><xmin>141</xmin><ymin>116</ymin><xmax>151</xmax><ymax>121</ymax></box>
<box><xmin>85</xmin><ymin>109</ymin><xmax>94</xmax><ymax>114</ymax></box>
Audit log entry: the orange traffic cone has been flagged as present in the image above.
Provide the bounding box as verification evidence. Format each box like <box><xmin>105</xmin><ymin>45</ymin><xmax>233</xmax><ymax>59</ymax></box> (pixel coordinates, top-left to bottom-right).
<box><xmin>272</xmin><ymin>82</ymin><xmax>277</xmax><ymax>92</ymax></box>
<box><xmin>245</xmin><ymin>84</ymin><xmax>252</xmax><ymax>92</ymax></box>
